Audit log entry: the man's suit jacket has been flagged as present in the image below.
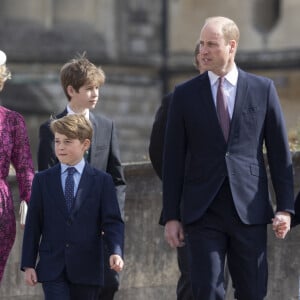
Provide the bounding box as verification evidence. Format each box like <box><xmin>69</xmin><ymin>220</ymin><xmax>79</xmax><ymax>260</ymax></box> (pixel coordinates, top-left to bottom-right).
<box><xmin>292</xmin><ymin>190</ymin><xmax>300</xmax><ymax>227</ymax></box>
<box><xmin>21</xmin><ymin>163</ymin><xmax>124</xmax><ymax>286</ymax></box>
<box><xmin>149</xmin><ymin>93</ymin><xmax>172</xmax><ymax>180</ymax></box>
<box><xmin>162</xmin><ymin>69</ymin><xmax>294</xmax><ymax>226</ymax></box>
<box><xmin>38</xmin><ymin>109</ymin><xmax>126</xmax><ymax>215</ymax></box>
<box><xmin>149</xmin><ymin>93</ymin><xmax>172</xmax><ymax>226</ymax></box>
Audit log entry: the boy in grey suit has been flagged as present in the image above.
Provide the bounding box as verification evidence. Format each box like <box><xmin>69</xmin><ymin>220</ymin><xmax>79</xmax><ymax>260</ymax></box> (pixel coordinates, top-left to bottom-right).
<box><xmin>37</xmin><ymin>54</ymin><xmax>126</xmax><ymax>300</ymax></box>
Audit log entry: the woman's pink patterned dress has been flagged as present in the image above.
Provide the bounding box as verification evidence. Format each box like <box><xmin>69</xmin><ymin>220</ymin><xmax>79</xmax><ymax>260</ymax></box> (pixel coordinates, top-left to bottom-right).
<box><xmin>0</xmin><ymin>106</ymin><xmax>34</xmax><ymax>282</ymax></box>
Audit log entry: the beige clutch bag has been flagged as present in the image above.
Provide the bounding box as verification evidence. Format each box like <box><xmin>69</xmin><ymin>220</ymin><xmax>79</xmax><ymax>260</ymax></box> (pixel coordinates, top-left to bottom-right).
<box><xmin>19</xmin><ymin>200</ymin><xmax>28</xmax><ymax>226</ymax></box>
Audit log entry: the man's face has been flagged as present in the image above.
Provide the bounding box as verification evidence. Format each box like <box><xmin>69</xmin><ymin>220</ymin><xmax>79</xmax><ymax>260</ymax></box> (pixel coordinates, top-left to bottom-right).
<box><xmin>199</xmin><ymin>22</ymin><xmax>234</xmax><ymax>76</ymax></box>
<box><xmin>68</xmin><ymin>83</ymin><xmax>99</xmax><ymax>111</ymax></box>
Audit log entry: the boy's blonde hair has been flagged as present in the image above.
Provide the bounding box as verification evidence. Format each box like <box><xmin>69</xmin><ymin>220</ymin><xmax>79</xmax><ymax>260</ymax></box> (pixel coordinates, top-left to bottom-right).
<box><xmin>60</xmin><ymin>52</ymin><xmax>105</xmax><ymax>101</ymax></box>
<box><xmin>50</xmin><ymin>114</ymin><xmax>93</xmax><ymax>142</ymax></box>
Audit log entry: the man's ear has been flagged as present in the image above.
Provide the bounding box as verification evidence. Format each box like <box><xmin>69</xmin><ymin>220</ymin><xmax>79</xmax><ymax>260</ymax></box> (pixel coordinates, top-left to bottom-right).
<box><xmin>229</xmin><ymin>40</ymin><xmax>237</xmax><ymax>54</ymax></box>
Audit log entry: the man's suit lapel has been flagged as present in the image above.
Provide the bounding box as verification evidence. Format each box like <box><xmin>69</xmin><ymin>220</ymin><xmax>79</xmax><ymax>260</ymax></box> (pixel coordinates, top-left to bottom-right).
<box><xmin>228</xmin><ymin>69</ymin><xmax>249</xmax><ymax>143</ymax></box>
<box><xmin>70</xmin><ymin>164</ymin><xmax>95</xmax><ymax>219</ymax></box>
<box><xmin>200</xmin><ymin>74</ymin><xmax>227</xmax><ymax>143</ymax></box>
<box><xmin>199</xmin><ymin>70</ymin><xmax>250</xmax><ymax>144</ymax></box>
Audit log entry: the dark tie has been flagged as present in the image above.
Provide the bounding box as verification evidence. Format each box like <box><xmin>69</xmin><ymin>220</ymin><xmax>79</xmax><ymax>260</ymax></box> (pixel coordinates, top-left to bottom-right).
<box><xmin>216</xmin><ymin>77</ymin><xmax>230</xmax><ymax>141</ymax></box>
<box><xmin>65</xmin><ymin>167</ymin><xmax>76</xmax><ymax>212</ymax></box>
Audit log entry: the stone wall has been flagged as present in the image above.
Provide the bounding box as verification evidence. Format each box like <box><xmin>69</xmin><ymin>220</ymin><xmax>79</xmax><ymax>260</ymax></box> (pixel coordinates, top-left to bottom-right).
<box><xmin>2</xmin><ymin>156</ymin><xmax>300</xmax><ymax>299</ymax></box>
<box><xmin>1</xmin><ymin>67</ymin><xmax>300</xmax><ymax>169</ymax></box>
<box><xmin>0</xmin><ymin>0</ymin><xmax>300</xmax><ymax>166</ymax></box>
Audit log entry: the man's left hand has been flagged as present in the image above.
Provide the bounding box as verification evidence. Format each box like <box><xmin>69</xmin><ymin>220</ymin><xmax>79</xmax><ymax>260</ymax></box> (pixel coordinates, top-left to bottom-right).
<box><xmin>272</xmin><ymin>211</ymin><xmax>291</xmax><ymax>239</ymax></box>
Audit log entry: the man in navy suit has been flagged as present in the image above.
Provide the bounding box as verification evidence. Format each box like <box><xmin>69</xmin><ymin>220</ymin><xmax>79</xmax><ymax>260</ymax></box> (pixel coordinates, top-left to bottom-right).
<box><xmin>21</xmin><ymin>114</ymin><xmax>124</xmax><ymax>300</ymax></box>
<box><xmin>37</xmin><ymin>54</ymin><xmax>126</xmax><ymax>299</ymax></box>
<box><xmin>162</xmin><ymin>16</ymin><xmax>294</xmax><ymax>300</ymax></box>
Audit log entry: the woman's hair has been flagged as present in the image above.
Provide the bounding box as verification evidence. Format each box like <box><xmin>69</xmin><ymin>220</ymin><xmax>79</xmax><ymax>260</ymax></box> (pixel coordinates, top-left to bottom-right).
<box><xmin>50</xmin><ymin>114</ymin><xmax>93</xmax><ymax>142</ymax></box>
<box><xmin>0</xmin><ymin>64</ymin><xmax>11</xmax><ymax>90</ymax></box>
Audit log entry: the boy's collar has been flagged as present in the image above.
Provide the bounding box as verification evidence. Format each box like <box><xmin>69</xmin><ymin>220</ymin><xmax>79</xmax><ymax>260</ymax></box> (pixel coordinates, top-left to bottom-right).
<box><xmin>61</xmin><ymin>158</ymin><xmax>86</xmax><ymax>174</ymax></box>
<box><xmin>67</xmin><ymin>105</ymin><xmax>90</xmax><ymax>120</ymax></box>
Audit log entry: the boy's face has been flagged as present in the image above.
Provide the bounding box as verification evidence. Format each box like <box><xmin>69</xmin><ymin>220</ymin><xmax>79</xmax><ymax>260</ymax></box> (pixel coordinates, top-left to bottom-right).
<box><xmin>54</xmin><ymin>132</ymin><xmax>90</xmax><ymax>166</ymax></box>
<box><xmin>67</xmin><ymin>83</ymin><xmax>99</xmax><ymax>111</ymax></box>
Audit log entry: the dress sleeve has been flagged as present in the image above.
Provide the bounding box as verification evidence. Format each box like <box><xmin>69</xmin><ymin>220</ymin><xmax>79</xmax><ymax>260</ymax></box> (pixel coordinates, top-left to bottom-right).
<box><xmin>10</xmin><ymin>112</ymin><xmax>34</xmax><ymax>203</ymax></box>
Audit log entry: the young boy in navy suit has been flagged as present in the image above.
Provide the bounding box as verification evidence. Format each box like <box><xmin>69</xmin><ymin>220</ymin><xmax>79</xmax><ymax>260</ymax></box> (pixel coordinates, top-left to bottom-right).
<box><xmin>21</xmin><ymin>114</ymin><xmax>124</xmax><ymax>300</ymax></box>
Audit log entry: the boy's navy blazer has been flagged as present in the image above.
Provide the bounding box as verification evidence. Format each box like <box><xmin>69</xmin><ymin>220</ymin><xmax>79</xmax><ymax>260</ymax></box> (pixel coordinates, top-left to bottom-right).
<box><xmin>21</xmin><ymin>163</ymin><xmax>124</xmax><ymax>286</ymax></box>
<box><xmin>162</xmin><ymin>69</ymin><xmax>294</xmax><ymax>226</ymax></box>
<box><xmin>37</xmin><ymin>109</ymin><xmax>126</xmax><ymax>215</ymax></box>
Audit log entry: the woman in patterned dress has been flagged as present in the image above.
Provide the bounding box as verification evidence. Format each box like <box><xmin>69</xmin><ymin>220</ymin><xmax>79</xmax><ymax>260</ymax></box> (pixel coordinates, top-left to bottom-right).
<box><xmin>0</xmin><ymin>50</ymin><xmax>34</xmax><ymax>282</ymax></box>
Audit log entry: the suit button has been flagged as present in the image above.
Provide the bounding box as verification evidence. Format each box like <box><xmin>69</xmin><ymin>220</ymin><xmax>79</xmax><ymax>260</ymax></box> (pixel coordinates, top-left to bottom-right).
<box><xmin>66</xmin><ymin>243</ymin><xmax>69</xmax><ymax>248</ymax></box>
<box><xmin>225</xmin><ymin>152</ymin><xmax>230</xmax><ymax>156</ymax></box>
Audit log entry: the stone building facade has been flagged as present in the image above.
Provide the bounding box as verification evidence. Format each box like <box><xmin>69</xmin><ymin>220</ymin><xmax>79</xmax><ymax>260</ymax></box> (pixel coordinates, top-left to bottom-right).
<box><xmin>0</xmin><ymin>0</ymin><xmax>299</xmax><ymax>165</ymax></box>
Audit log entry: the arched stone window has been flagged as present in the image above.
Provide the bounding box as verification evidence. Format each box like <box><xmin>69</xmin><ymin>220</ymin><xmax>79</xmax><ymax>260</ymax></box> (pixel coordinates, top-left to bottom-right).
<box><xmin>252</xmin><ymin>0</ymin><xmax>281</xmax><ymax>46</ymax></box>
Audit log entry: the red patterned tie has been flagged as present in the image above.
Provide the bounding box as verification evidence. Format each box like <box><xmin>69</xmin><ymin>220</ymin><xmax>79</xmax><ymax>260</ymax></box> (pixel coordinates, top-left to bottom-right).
<box><xmin>217</xmin><ymin>77</ymin><xmax>230</xmax><ymax>141</ymax></box>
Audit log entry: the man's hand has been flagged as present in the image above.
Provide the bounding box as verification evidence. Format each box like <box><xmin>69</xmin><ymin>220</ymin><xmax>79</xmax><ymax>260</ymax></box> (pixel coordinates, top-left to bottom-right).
<box><xmin>272</xmin><ymin>211</ymin><xmax>291</xmax><ymax>239</ymax></box>
<box><xmin>24</xmin><ymin>268</ymin><xmax>38</xmax><ymax>286</ymax></box>
<box><xmin>164</xmin><ymin>220</ymin><xmax>185</xmax><ymax>248</ymax></box>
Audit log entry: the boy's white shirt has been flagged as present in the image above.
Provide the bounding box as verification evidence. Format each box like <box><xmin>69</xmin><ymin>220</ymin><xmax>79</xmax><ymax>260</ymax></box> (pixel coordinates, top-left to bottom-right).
<box><xmin>67</xmin><ymin>105</ymin><xmax>90</xmax><ymax>120</ymax></box>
